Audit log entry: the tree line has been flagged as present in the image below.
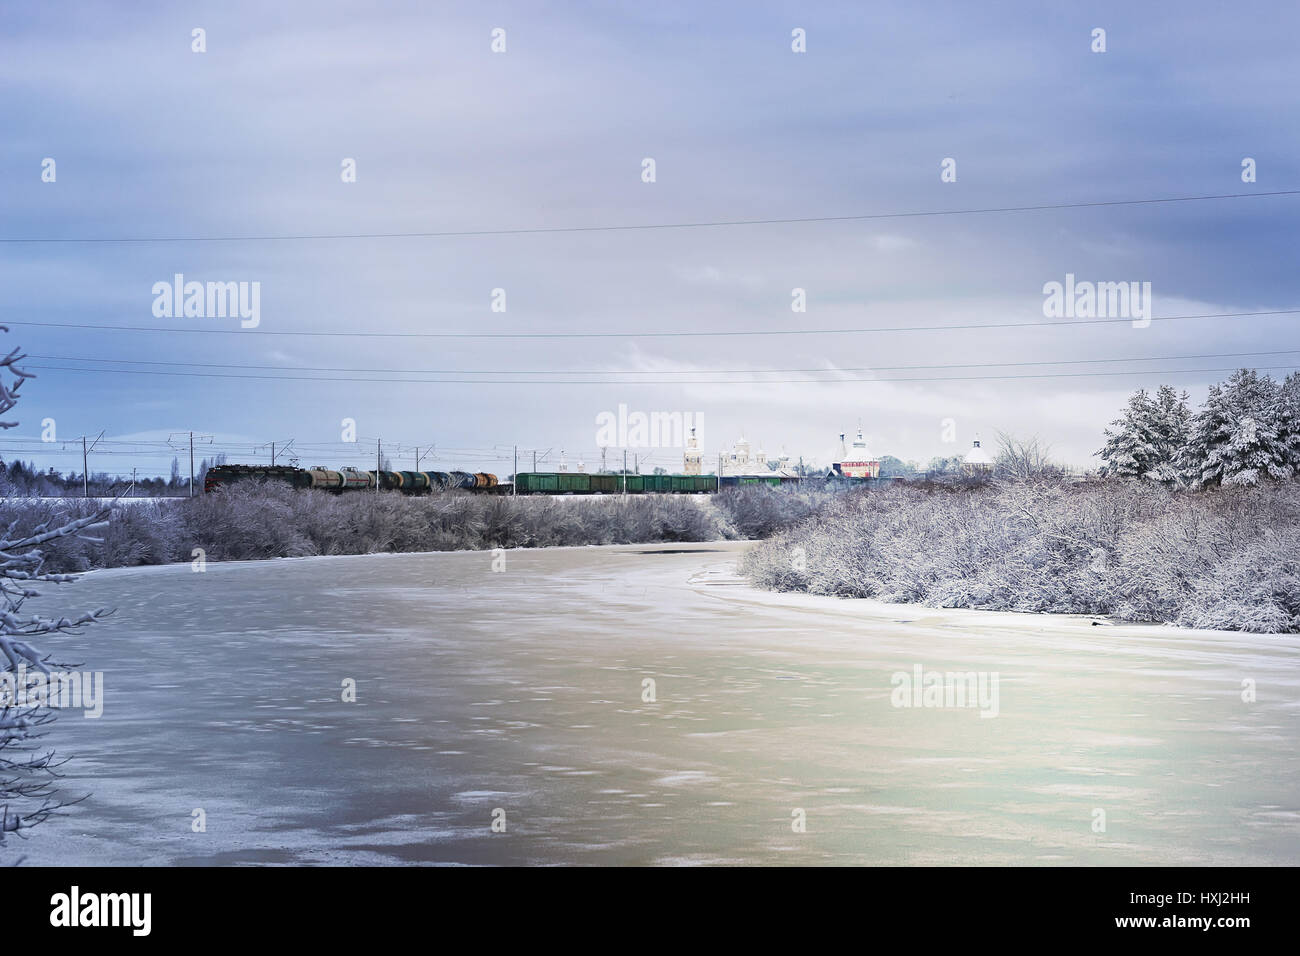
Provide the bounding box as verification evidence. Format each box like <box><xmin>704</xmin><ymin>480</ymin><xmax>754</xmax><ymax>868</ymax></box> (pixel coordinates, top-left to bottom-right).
<box><xmin>0</xmin><ymin>454</ymin><xmax>228</xmax><ymax>498</ymax></box>
<box><xmin>1098</xmin><ymin>369</ymin><xmax>1300</xmax><ymax>487</ymax></box>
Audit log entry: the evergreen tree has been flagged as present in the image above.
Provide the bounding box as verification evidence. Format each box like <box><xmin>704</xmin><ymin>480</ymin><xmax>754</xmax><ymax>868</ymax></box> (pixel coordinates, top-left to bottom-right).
<box><xmin>878</xmin><ymin>455</ymin><xmax>919</xmax><ymax>478</ymax></box>
<box><xmin>1097</xmin><ymin>386</ymin><xmax>1189</xmax><ymax>482</ymax></box>
<box><xmin>1098</xmin><ymin>388</ymin><xmax>1157</xmax><ymax>478</ymax></box>
<box><xmin>1147</xmin><ymin>385</ymin><xmax>1192</xmax><ymax>483</ymax></box>
<box><xmin>1182</xmin><ymin>369</ymin><xmax>1293</xmax><ymax>488</ymax></box>
<box><xmin>1279</xmin><ymin>371</ymin><xmax>1300</xmax><ymax>468</ymax></box>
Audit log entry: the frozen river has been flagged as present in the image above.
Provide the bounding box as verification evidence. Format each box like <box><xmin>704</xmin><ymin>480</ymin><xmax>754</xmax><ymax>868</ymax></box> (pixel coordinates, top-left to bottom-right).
<box><xmin>18</xmin><ymin>541</ymin><xmax>1300</xmax><ymax>866</ymax></box>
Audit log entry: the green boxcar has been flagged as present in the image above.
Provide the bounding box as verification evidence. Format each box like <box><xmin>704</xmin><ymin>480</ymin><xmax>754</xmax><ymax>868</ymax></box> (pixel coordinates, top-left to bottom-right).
<box><xmin>557</xmin><ymin>473</ymin><xmax>590</xmax><ymax>493</ymax></box>
<box><xmin>518</xmin><ymin>473</ymin><xmax>556</xmax><ymax>493</ymax></box>
<box><xmin>515</xmin><ymin>471</ymin><xmax>721</xmax><ymax>495</ymax></box>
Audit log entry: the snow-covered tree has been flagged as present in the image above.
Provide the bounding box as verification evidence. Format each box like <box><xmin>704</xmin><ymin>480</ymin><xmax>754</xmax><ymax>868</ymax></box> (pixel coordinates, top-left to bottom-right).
<box><xmin>1098</xmin><ymin>385</ymin><xmax>1190</xmax><ymax>483</ymax></box>
<box><xmin>1279</xmin><ymin>371</ymin><xmax>1300</xmax><ymax>469</ymax></box>
<box><xmin>993</xmin><ymin>432</ymin><xmax>1061</xmax><ymax>480</ymax></box>
<box><xmin>0</xmin><ymin>331</ymin><xmax>111</xmax><ymax>847</ymax></box>
<box><xmin>878</xmin><ymin>455</ymin><xmax>919</xmax><ymax>478</ymax></box>
<box><xmin>1098</xmin><ymin>388</ymin><xmax>1156</xmax><ymax>478</ymax></box>
<box><xmin>924</xmin><ymin>455</ymin><xmax>965</xmax><ymax>476</ymax></box>
<box><xmin>1181</xmin><ymin>369</ymin><xmax>1294</xmax><ymax>488</ymax></box>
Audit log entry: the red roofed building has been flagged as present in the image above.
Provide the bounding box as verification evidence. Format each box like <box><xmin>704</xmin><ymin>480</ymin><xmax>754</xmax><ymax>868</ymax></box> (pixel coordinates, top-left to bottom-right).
<box><xmin>835</xmin><ymin>426</ymin><xmax>880</xmax><ymax>479</ymax></box>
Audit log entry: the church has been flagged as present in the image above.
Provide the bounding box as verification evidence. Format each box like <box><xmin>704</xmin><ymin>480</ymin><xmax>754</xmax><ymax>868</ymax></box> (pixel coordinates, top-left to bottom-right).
<box><xmin>832</xmin><ymin>426</ymin><xmax>880</xmax><ymax>479</ymax></box>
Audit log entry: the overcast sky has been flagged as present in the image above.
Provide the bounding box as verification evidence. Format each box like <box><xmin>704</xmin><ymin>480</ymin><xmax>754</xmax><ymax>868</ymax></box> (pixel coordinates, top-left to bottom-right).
<box><xmin>3</xmin><ymin>0</ymin><xmax>1298</xmax><ymax>480</ymax></box>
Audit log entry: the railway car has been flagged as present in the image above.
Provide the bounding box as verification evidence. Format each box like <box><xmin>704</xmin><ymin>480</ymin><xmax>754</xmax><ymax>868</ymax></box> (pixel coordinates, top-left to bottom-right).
<box><xmin>512</xmin><ymin>472</ymin><xmax>722</xmax><ymax>495</ymax></box>
<box><xmin>396</xmin><ymin>470</ymin><xmax>431</xmax><ymax>493</ymax></box>
<box><xmin>718</xmin><ymin>474</ymin><xmax>787</xmax><ymax>489</ymax></box>
<box><xmin>367</xmin><ymin>470</ymin><xmax>404</xmax><ymax>491</ymax></box>
<box><xmin>306</xmin><ymin>467</ymin><xmax>343</xmax><ymax>490</ymax></box>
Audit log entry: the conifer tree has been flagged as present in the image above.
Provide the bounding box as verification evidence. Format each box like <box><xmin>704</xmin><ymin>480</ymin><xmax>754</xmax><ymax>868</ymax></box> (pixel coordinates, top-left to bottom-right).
<box><xmin>1097</xmin><ymin>385</ymin><xmax>1190</xmax><ymax>482</ymax></box>
<box><xmin>1182</xmin><ymin>369</ymin><xmax>1293</xmax><ymax>488</ymax></box>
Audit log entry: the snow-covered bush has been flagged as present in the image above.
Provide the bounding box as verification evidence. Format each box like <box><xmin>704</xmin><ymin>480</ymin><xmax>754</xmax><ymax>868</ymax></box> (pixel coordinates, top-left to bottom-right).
<box><xmin>742</xmin><ymin>478</ymin><xmax>1300</xmax><ymax>633</ymax></box>
<box><xmin>8</xmin><ymin>480</ymin><xmax>833</xmax><ymax>575</ymax></box>
<box><xmin>1175</xmin><ymin>527</ymin><xmax>1300</xmax><ymax>632</ymax></box>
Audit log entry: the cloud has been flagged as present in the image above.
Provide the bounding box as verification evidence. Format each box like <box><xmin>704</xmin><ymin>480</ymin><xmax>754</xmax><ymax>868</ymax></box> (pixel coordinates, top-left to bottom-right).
<box><xmin>5</xmin><ymin>1</ymin><xmax>1300</xmax><ymax>477</ymax></box>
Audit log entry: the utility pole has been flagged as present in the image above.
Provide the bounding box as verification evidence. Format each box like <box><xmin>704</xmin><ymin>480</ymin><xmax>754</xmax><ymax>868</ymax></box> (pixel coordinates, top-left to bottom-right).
<box><xmin>79</xmin><ymin>430</ymin><xmax>105</xmax><ymax>498</ymax></box>
<box><xmin>189</xmin><ymin>432</ymin><xmax>195</xmax><ymax>498</ymax></box>
<box><xmin>376</xmin><ymin>438</ymin><xmax>382</xmax><ymax>494</ymax></box>
<box><xmin>601</xmin><ymin>447</ymin><xmax>607</xmax><ymax>474</ymax></box>
<box><xmin>513</xmin><ymin>445</ymin><xmax>518</xmax><ymax>496</ymax></box>
<box><xmin>532</xmin><ymin>450</ymin><xmax>537</xmax><ymax>471</ymax></box>
<box><xmin>132</xmin><ymin>467</ymin><xmax>137</xmax><ymax>497</ymax></box>
<box><xmin>258</xmin><ymin>438</ymin><xmax>292</xmax><ymax>469</ymax></box>
<box><xmin>623</xmin><ymin>449</ymin><xmax>628</xmax><ymax>495</ymax></box>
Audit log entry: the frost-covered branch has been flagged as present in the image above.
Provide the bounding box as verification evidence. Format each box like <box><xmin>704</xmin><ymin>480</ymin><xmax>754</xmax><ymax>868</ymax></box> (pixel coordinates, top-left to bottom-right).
<box><xmin>0</xmin><ymin>328</ymin><xmax>109</xmax><ymax>848</ymax></box>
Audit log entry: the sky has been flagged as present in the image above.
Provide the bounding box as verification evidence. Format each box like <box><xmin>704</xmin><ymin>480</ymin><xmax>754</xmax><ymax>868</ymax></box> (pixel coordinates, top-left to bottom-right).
<box><xmin>3</xmin><ymin>0</ymin><xmax>1299</xmax><ymax>481</ymax></box>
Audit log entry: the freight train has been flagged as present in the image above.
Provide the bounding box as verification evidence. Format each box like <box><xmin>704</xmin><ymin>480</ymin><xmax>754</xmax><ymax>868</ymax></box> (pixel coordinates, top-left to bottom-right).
<box><xmin>204</xmin><ymin>464</ymin><xmax>808</xmax><ymax>496</ymax></box>
<box><xmin>204</xmin><ymin>464</ymin><xmax>503</xmax><ymax>495</ymax></box>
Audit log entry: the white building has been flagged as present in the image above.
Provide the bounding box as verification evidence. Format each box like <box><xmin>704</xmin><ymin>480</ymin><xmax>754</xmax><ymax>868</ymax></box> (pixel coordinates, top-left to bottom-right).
<box><xmin>962</xmin><ymin>438</ymin><xmax>994</xmax><ymax>475</ymax></box>
<box><xmin>683</xmin><ymin>426</ymin><xmax>703</xmax><ymax>475</ymax></box>
<box><xmin>717</xmin><ymin>434</ymin><xmax>758</xmax><ymax>476</ymax></box>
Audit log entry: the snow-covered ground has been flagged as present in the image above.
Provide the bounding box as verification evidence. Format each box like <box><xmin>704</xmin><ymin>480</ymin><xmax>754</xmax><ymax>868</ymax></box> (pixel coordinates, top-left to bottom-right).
<box><xmin>14</xmin><ymin>541</ymin><xmax>1299</xmax><ymax>866</ymax></box>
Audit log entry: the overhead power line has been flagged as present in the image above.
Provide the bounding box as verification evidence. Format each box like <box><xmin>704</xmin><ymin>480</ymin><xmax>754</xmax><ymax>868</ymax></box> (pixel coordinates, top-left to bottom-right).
<box><xmin>24</xmin><ymin>346</ymin><xmax>1300</xmax><ymax>377</ymax></box>
<box><xmin>7</xmin><ymin>308</ymin><xmax>1300</xmax><ymax>340</ymax></box>
<box><xmin>1</xmin><ymin>189</ymin><xmax>1296</xmax><ymax>244</ymax></box>
<box><xmin>22</xmin><ymin>362</ymin><xmax>1300</xmax><ymax>386</ymax></box>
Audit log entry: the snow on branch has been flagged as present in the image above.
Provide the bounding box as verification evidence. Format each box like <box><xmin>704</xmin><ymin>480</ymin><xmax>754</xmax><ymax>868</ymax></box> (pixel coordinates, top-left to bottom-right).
<box><xmin>0</xmin><ymin>327</ymin><xmax>110</xmax><ymax>847</ymax></box>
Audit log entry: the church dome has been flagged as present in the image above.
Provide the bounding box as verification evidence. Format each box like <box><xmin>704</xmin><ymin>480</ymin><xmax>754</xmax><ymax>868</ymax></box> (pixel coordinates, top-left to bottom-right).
<box><xmin>964</xmin><ymin>439</ymin><xmax>994</xmax><ymax>466</ymax></box>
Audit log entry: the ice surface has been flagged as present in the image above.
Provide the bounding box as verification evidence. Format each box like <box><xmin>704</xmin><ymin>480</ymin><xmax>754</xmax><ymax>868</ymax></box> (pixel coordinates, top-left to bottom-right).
<box><xmin>15</xmin><ymin>541</ymin><xmax>1300</xmax><ymax>866</ymax></box>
